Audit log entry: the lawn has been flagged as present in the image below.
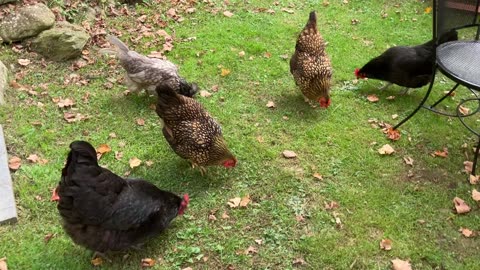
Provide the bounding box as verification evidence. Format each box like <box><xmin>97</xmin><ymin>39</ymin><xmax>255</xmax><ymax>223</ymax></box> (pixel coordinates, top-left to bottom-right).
<box><xmin>1</xmin><ymin>0</ymin><xmax>479</xmax><ymax>269</ymax></box>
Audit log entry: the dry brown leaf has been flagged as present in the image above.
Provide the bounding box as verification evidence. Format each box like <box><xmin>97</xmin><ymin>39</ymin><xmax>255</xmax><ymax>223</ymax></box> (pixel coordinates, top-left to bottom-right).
<box><xmin>223</xmin><ymin>11</ymin><xmax>234</xmax><ymax>17</ymax></box>
<box><xmin>391</xmin><ymin>114</ymin><xmax>398</xmax><ymax>119</ymax></box>
<box><xmin>18</xmin><ymin>58</ymin><xmax>31</xmax><ymax>66</ymax></box>
<box><xmin>63</xmin><ymin>112</ymin><xmax>89</xmax><ymax>123</ymax></box>
<box><xmin>0</xmin><ymin>257</ymin><xmax>7</xmax><ymax>270</ymax></box>
<box><xmin>221</xmin><ymin>211</ymin><xmax>230</xmax><ymax>219</ymax></box>
<box><xmin>313</xmin><ymin>173</ymin><xmax>323</xmax><ymax>180</ymax></box>
<box><xmin>141</xmin><ymin>258</ymin><xmax>155</xmax><ymax>267</ymax></box>
<box><xmin>254</xmin><ymin>239</ymin><xmax>263</xmax><ymax>245</ymax></box>
<box><xmin>472</xmin><ymin>189</ymin><xmax>480</xmax><ymax>201</ymax></box>
<box><xmin>367</xmin><ymin>94</ymin><xmax>379</xmax><ymax>103</ymax></box>
<box><xmin>464</xmin><ymin>161</ymin><xmax>473</xmax><ymax>174</ymax></box>
<box><xmin>145</xmin><ymin>160</ymin><xmax>154</xmax><ymax>167</ymax></box>
<box><xmin>386</xmin><ymin>128</ymin><xmax>401</xmax><ymax>141</ymax></box>
<box><xmin>57</xmin><ymin>98</ymin><xmax>75</xmax><ymax>108</ymax></box>
<box><xmin>221</xmin><ymin>68</ymin><xmax>231</xmax><ymax>77</ymax></box>
<box><xmin>266</xmin><ymin>101</ymin><xmax>276</xmax><ymax>108</ymax></box>
<box><xmin>129</xmin><ymin>157</ymin><xmax>142</xmax><ymax>169</ymax></box>
<box><xmin>295</xmin><ymin>215</ymin><xmax>305</xmax><ymax>222</ymax></box>
<box><xmin>97</xmin><ymin>144</ymin><xmax>111</xmax><ymax>154</ymax></box>
<box><xmin>244</xmin><ymin>246</ymin><xmax>258</xmax><ymax>255</ymax></box>
<box><xmin>211</xmin><ymin>85</ymin><xmax>219</xmax><ymax>92</ymax></box>
<box><xmin>256</xmin><ymin>136</ymin><xmax>264</xmax><ymax>143</ymax></box>
<box><xmin>459</xmin><ymin>105</ymin><xmax>470</xmax><ymax>116</ymax></box>
<box><xmin>91</xmin><ymin>257</ymin><xmax>103</xmax><ymax>266</ymax></box>
<box><xmin>186</xmin><ymin>7</ymin><xmax>196</xmax><ymax>13</ymax></box>
<box><xmin>109</xmin><ymin>132</ymin><xmax>117</xmax><ymax>138</ymax></box>
<box><xmin>208</xmin><ymin>214</ymin><xmax>217</xmax><ymax>221</ymax></box>
<box><xmin>324</xmin><ymin>201</ymin><xmax>339</xmax><ymax>210</ymax></box>
<box><xmin>292</xmin><ymin>257</ymin><xmax>307</xmax><ymax>266</ymax></box>
<box><xmin>182</xmin><ymin>267</ymin><xmax>193</xmax><ymax>270</ymax></box>
<box><xmin>44</xmin><ymin>233</ymin><xmax>55</xmax><ymax>243</ymax></box>
<box><xmin>8</xmin><ymin>156</ymin><xmax>21</xmax><ymax>171</ymax></box>
<box><xmin>282</xmin><ymin>150</ymin><xmax>297</xmax><ymax>158</ymax></box>
<box><xmin>136</xmin><ymin>118</ymin><xmax>145</xmax><ymax>126</ymax></box>
<box><xmin>391</xmin><ymin>258</ymin><xmax>412</xmax><ymax>270</ymax></box>
<box><xmin>240</xmin><ymin>195</ymin><xmax>251</xmax><ymax>207</ymax></box>
<box><xmin>433</xmin><ymin>148</ymin><xmax>448</xmax><ymax>158</ymax></box>
<box><xmin>378</xmin><ymin>144</ymin><xmax>395</xmax><ymax>155</ymax></box>
<box><xmin>459</xmin><ymin>227</ymin><xmax>474</xmax><ymax>238</ymax></box>
<box><xmin>238</xmin><ymin>51</ymin><xmax>245</xmax><ymax>57</ymax></box>
<box><xmin>403</xmin><ymin>156</ymin><xmax>414</xmax><ymax>166</ymax></box>
<box><xmin>453</xmin><ymin>197</ymin><xmax>471</xmax><ymax>214</ymax></box>
<box><xmin>115</xmin><ymin>151</ymin><xmax>123</xmax><ymax>160</ymax></box>
<box><xmin>27</xmin><ymin>154</ymin><xmax>39</xmax><ymax>163</ymax></box>
<box><xmin>281</xmin><ymin>8</ymin><xmax>294</xmax><ymax>13</ymax></box>
<box><xmin>379</xmin><ymin>238</ymin><xmax>392</xmax><ymax>251</ymax></box>
<box><xmin>264</xmin><ymin>52</ymin><xmax>272</xmax><ymax>58</ymax></box>
<box><xmin>200</xmin><ymin>90</ymin><xmax>212</xmax><ymax>98</ymax></box>
<box><xmin>386</xmin><ymin>95</ymin><xmax>396</xmax><ymax>100</ymax></box>
<box><xmin>227</xmin><ymin>197</ymin><xmax>241</xmax><ymax>208</ymax></box>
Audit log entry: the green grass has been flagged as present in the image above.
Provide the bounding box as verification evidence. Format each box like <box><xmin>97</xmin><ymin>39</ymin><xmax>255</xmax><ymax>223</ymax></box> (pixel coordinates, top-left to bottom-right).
<box><xmin>1</xmin><ymin>0</ymin><xmax>480</xmax><ymax>269</ymax></box>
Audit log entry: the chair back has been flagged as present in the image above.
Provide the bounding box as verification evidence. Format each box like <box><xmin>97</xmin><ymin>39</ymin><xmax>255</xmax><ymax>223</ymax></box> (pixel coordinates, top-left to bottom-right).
<box><xmin>435</xmin><ymin>0</ymin><xmax>480</xmax><ymax>41</ymax></box>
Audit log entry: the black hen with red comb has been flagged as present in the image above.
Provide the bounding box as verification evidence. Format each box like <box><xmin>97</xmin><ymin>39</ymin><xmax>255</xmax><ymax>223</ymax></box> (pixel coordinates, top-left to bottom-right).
<box><xmin>56</xmin><ymin>140</ymin><xmax>188</xmax><ymax>253</ymax></box>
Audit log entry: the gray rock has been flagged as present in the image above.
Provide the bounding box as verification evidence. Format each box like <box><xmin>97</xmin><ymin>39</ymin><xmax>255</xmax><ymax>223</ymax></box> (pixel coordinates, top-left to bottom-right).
<box><xmin>0</xmin><ymin>3</ymin><xmax>55</xmax><ymax>42</ymax></box>
<box><xmin>0</xmin><ymin>0</ymin><xmax>17</xmax><ymax>5</ymax></box>
<box><xmin>32</xmin><ymin>21</ymin><xmax>90</xmax><ymax>61</ymax></box>
<box><xmin>0</xmin><ymin>61</ymin><xmax>7</xmax><ymax>105</ymax></box>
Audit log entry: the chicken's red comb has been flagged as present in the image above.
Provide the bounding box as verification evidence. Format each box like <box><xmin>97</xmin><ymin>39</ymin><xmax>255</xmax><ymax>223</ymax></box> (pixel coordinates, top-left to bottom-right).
<box><xmin>354</xmin><ymin>68</ymin><xmax>360</xmax><ymax>77</ymax></box>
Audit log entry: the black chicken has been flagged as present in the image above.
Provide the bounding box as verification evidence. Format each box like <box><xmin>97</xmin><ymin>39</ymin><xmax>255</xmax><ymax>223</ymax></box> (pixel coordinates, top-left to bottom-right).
<box><xmin>55</xmin><ymin>141</ymin><xmax>189</xmax><ymax>253</ymax></box>
<box><xmin>355</xmin><ymin>30</ymin><xmax>458</xmax><ymax>94</ymax></box>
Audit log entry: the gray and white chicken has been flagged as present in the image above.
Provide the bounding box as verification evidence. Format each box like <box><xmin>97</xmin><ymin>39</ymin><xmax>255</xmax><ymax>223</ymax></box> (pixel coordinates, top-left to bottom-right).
<box><xmin>106</xmin><ymin>35</ymin><xmax>198</xmax><ymax>97</ymax></box>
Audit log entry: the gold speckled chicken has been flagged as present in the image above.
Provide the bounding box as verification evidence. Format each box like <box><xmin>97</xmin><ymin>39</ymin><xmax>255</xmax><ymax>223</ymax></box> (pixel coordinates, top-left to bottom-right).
<box><xmin>290</xmin><ymin>11</ymin><xmax>332</xmax><ymax>108</ymax></box>
<box><xmin>155</xmin><ymin>83</ymin><xmax>236</xmax><ymax>173</ymax></box>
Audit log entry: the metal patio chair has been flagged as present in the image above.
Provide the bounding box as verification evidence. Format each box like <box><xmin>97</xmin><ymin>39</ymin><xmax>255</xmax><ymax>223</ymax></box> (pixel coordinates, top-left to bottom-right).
<box><xmin>392</xmin><ymin>0</ymin><xmax>480</xmax><ymax>175</ymax></box>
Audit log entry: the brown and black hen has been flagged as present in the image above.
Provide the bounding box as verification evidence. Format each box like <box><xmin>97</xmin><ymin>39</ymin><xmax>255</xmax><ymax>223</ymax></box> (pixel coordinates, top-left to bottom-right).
<box><xmin>290</xmin><ymin>11</ymin><xmax>333</xmax><ymax>108</ymax></box>
<box><xmin>55</xmin><ymin>141</ymin><xmax>189</xmax><ymax>253</ymax></box>
<box><xmin>155</xmin><ymin>83</ymin><xmax>236</xmax><ymax>173</ymax></box>
<box><xmin>106</xmin><ymin>35</ymin><xmax>198</xmax><ymax>97</ymax></box>
<box><xmin>355</xmin><ymin>30</ymin><xmax>458</xmax><ymax>94</ymax></box>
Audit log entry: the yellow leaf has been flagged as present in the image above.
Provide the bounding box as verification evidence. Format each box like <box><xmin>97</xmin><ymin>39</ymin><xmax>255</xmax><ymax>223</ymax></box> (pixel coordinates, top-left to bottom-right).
<box><xmin>220</xmin><ymin>68</ymin><xmax>231</xmax><ymax>77</ymax></box>
<box><xmin>91</xmin><ymin>257</ymin><xmax>103</xmax><ymax>266</ymax></box>
<box><xmin>141</xmin><ymin>258</ymin><xmax>155</xmax><ymax>267</ymax></box>
<box><xmin>424</xmin><ymin>6</ymin><xmax>432</xmax><ymax>14</ymax></box>
<box><xmin>96</xmin><ymin>144</ymin><xmax>111</xmax><ymax>154</ymax></box>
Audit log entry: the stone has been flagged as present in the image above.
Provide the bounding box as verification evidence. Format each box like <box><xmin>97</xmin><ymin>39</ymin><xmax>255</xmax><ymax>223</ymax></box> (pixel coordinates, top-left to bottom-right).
<box><xmin>32</xmin><ymin>21</ymin><xmax>90</xmax><ymax>61</ymax></box>
<box><xmin>0</xmin><ymin>61</ymin><xmax>6</xmax><ymax>105</ymax></box>
<box><xmin>0</xmin><ymin>3</ymin><xmax>55</xmax><ymax>42</ymax></box>
<box><xmin>0</xmin><ymin>125</ymin><xmax>17</xmax><ymax>224</ymax></box>
<box><xmin>0</xmin><ymin>0</ymin><xmax>17</xmax><ymax>5</ymax></box>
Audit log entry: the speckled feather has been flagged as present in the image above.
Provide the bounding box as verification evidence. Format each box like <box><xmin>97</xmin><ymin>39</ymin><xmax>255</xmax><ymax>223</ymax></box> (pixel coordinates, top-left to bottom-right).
<box><xmin>290</xmin><ymin>11</ymin><xmax>332</xmax><ymax>101</ymax></box>
<box><xmin>155</xmin><ymin>84</ymin><xmax>234</xmax><ymax>167</ymax></box>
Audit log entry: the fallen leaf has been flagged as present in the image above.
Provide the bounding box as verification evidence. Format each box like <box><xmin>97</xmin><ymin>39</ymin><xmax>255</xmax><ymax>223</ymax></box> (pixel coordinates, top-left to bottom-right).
<box><xmin>459</xmin><ymin>227</ymin><xmax>474</xmax><ymax>238</ymax></box>
<box><xmin>200</xmin><ymin>90</ymin><xmax>212</xmax><ymax>98</ymax></box>
<box><xmin>57</xmin><ymin>98</ymin><xmax>75</xmax><ymax>108</ymax></box>
<box><xmin>313</xmin><ymin>173</ymin><xmax>323</xmax><ymax>180</ymax></box>
<box><xmin>18</xmin><ymin>58</ymin><xmax>31</xmax><ymax>66</ymax></box>
<box><xmin>227</xmin><ymin>197</ymin><xmax>241</xmax><ymax>208</ymax></box>
<box><xmin>256</xmin><ymin>136</ymin><xmax>264</xmax><ymax>143</ymax></box>
<box><xmin>324</xmin><ymin>201</ymin><xmax>339</xmax><ymax>210</ymax></box>
<box><xmin>145</xmin><ymin>160</ymin><xmax>154</xmax><ymax>167</ymax></box>
<box><xmin>471</xmin><ymin>174</ymin><xmax>480</xmax><ymax>184</ymax></box>
<box><xmin>136</xmin><ymin>118</ymin><xmax>145</xmax><ymax>126</ymax></box>
<box><xmin>386</xmin><ymin>128</ymin><xmax>401</xmax><ymax>141</ymax></box>
<box><xmin>472</xmin><ymin>189</ymin><xmax>480</xmax><ymax>201</ymax></box>
<box><xmin>379</xmin><ymin>238</ymin><xmax>392</xmax><ymax>251</ymax></box>
<box><xmin>464</xmin><ymin>161</ymin><xmax>473</xmax><ymax>174</ymax></box>
<box><xmin>459</xmin><ymin>105</ymin><xmax>470</xmax><ymax>116</ymax></box>
<box><xmin>254</xmin><ymin>239</ymin><xmax>263</xmax><ymax>245</ymax></box>
<box><xmin>264</xmin><ymin>52</ymin><xmax>271</xmax><ymax>58</ymax></box>
<box><xmin>221</xmin><ymin>68</ymin><xmax>231</xmax><ymax>77</ymax></box>
<box><xmin>434</xmin><ymin>148</ymin><xmax>448</xmax><ymax>158</ymax></box>
<box><xmin>403</xmin><ymin>156</ymin><xmax>414</xmax><ymax>166</ymax></box>
<box><xmin>44</xmin><ymin>233</ymin><xmax>55</xmax><ymax>243</ymax></box>
<box><xmin>211</xmin><ymin>85</ymin><xmax>219</xmax><ymax>92</ymax></box>
<box><xmin>281</xmin><ymin>8</ymin><xmax>294</xmax><ymax>14</ymax></box>
<box><xmin>244</xmin><ymin>246</ymin><xmax>258</xmax><ymax>255</ymax></box>
<box><xmin>96</xmin><ymin>144</ymin><xmax>111</xmax><ymax>154</ymax></box>
<box><xmin>109</xmin><ymin>132</ymin><xmax>117</xmax><ymax>138</ymax></box>
<box><xmin>63</xmin><ymin>112</ymin><xmax>89</xmax><ymax>123</ymax></box>
<box><xmin>240</xmin><ymin>195</ymin><xmax>251</xmax><ymax>207</ymax></box>
<box><xmin>27</xmin><ymin>154</ymin><xmax>39</xmax><ymax>163</ymax></box>
<box><xmin>129</xmin><ymin>157</ymin><xmax>142</xmax><ymax>169</ymax></box>
<box><xmin>208</xmin><ymin>214</ymin><xmax>217</xmax><ymax>221</ymax></box>
<box><xmin>181</xmin><ymin>267</ymin><xmax>193</xmax><ymax>270</ymax></box>
<box><xmin>332</xmin><ymin>211</ymin><xmax>342</xmax><ymax>228</ymax></box>
<box><xmin>367</xmin><ymin>94</ymin><xmax>379</xmax><ymax>102</ymax></box>
<box><xmin>0</xmin><ymin>257</ymin><xmax>6</xmax><ymax>270</ymax></box>
<box><xmin>295</xmin><ymin>215</ymin><xmax>305</xmax><ymax>222</ymax></box>
<box><xmin>141</xmin><ymin>258</ymin><xmax>155</xmax><ymax>267</ymax></box>
<box><xmin>453</xmin><ymin>197</ymin><xmax>471</xmax><ymax>214</ymax></box>
<box><xmin>292</xmin><ymin>257</ymin><xmax>307</xmax><ymax>266</ymax></box>
<box><xmin>91</xmin><ymin>257</ymin><xmax>103</xmax><ymax>266</ymax></box>
<box><xmin>266</xmin><ymin>101</ymin><xmax>276</xmax><ymax>108</ymax></box>
<box><xmin>8</xmin><ymin>156</ymin><xmax>21</xmax><ymax>171</ymax></box>
<box><xmin>391</xmin><ymin>258</ymin><xmax>412</xmax><ymax>270</ymax></box>
<box><xmin>391</xmin><ymin>114</ymin><xmax>398</xmax><ymax>119</ymax></box>
<box><xmin>282</xmin><ymin>150</ymin><xmax>297</xmax><ymax>158</ymax></box>
<box><xmin>223</xmin><ymin>11</ymin><xmax>234</xmax><ymax>17</ymax></box>
<box><xmin>115</xmin><ymin>151</ymin><xmax>123</xmax><ymax>160</ymax></box>
<box><xmin>378</xmin><ymin>144</ymin><xmax>395</xmax><ymax>155</ymax></box>
<box><xmin>238</xmin><ymin>51</ymin><xmax>245</xmax><ymax>57</ymax></box>
<box><xmin>386</xmin><ymin>95</ymin><xmax>396</xmax><ymax>100</ymax></box>
<box><xmin>186</xmin><ymin>7</ymin><xmax>196</xmax><ymax>13</ymax></box>
<box><xmin>221</xmin><ymin>211</ymin><xmax>230</xmax><ymax>219</ymax></box>
<box><xmin>425</xmin><ymin>6</ymin><xmax>432</xmax><ymax>14</ymax></box>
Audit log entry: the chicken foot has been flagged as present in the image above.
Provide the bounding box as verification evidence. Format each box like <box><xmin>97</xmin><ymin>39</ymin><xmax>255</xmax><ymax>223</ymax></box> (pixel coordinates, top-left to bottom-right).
<box><xmin>379</xmin><ymin>82</ymin><xmax>393</xmax><ymax>91</ymax></box>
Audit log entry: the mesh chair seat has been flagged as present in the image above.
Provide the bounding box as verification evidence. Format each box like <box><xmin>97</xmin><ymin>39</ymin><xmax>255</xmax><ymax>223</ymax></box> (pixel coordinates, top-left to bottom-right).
<box><xmin>437</xmin><ymin>41</ymin><xmax>480</xmax><ymax>89</ymax></box>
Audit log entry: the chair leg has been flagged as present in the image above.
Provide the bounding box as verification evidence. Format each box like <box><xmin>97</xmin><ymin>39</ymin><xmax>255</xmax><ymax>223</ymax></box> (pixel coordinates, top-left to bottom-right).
<box><xmin>429</xmin><ymin>83</ymin><xmax>460</xmax><ymax>109</ymax></box>
<box><xmin>393</xmin><ymin>70</ymin><xmax>437</xmax><ymax>130</ymax></box>
<box><xmin>471</xmin><ymin>135</ymin><xmax>480</xmax><ymax>176</ymax></box>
